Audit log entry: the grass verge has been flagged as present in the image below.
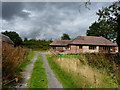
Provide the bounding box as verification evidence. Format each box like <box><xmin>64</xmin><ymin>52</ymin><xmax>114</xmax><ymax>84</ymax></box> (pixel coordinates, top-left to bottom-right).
<box><xmin>46</xmin><ymin>55</ymin><xmax>76</xmax><ymax>88</ymax></box>
<box><xmin>47</xmin><ymin>54</ymin><xmax>118</xmax><ymax>88</ymax></box>
<box><xmin>28</xmin><ymin>55</ymin><xmax>48</xmax><ymax>88</ymax></box>
<box><xmin>15</xmin><ymin>51</ymin><xmax>37</xmax><ymax>73</ymax></box>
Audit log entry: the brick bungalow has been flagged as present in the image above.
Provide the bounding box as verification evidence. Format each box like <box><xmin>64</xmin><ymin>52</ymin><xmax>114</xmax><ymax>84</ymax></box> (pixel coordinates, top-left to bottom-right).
<box><xmin>50</xmin><ymin>36</ymin><xmax>118</xmax><ymax>53</ymax></box>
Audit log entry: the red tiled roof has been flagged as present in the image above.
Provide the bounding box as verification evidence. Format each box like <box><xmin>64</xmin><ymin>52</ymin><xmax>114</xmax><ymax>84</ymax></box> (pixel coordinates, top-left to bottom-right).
<box><xmin>50</xmin><ymin>40</ymin><xmax>72</xmax><ymax>46</ymax></box>
<box><xmin>70</xmin><ymin>36</ymin><xmax>117</xmax><ymax>46</ymax></box>
<box><xmin>50</xmin><ymin>36</ymin><xmax>117</xmax><ymax>46</ymax></box>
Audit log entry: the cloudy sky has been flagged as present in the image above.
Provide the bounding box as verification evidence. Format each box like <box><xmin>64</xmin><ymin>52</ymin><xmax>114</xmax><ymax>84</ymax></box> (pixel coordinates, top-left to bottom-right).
<box><xmin>1</xmin><ymin>2</ymin><xmax>113</xmax><ymax>40</ymax></box>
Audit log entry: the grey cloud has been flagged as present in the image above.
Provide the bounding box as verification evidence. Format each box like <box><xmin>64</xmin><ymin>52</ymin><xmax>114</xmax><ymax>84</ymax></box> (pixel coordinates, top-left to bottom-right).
<box><xmin>25</xmin><ymin>2</ymin><xmax>80</xmax><ymax>10</ymax></box>
<box><xmin>2</xmin><ymin>2</ymin><xmax>30</xmax><ymax>20</ymax></box>
<box><xmin>2</xmin><ymin>2</ymin><xmax>112</xmax><ymax>40</ymax></box>
<box><xmin>0</xmin><ymin>2</ymin><xmax>2</xmax><ymax>19</ymax></box>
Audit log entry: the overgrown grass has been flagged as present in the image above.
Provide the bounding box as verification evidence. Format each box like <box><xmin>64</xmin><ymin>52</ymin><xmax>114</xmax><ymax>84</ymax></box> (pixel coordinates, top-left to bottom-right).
<box><xmin>15</xmin><ymin>51</ymin><xmax>37</xmax><ymax>73</ymax></box>
<box><xmin>47</xmin><ymin>55</ymin><xmax>76</xmax><ymax>88</ymax></box>
<box><xmin>3</xmin><ymin>50</ymin><xmax>37</xmax><ymax>88</ymax></box>
<box><xmin>28</xmin><ymin>55</ymin><xmax>48</xmax><ymax>88</ymax></box>
<box><xmin>32</xmin><ymin>48</ymin><xmax>49</xmax><ymax>51</ymax></box>
<box><xmin>47</xmin><ymin>55</ymin><xmax>92</xmax><ymax>88</ymax></box>
<box><xmin>2</xmin><ymin>42</ymin><xmax>31</xmax><ymax>87</ymax></box>
<box><xmin>78</xmin><ymin>53</ymin><xmax>120</xmax><ymax>87</ymax></box>
<box><xmin>47</xmin><ymin>54</ymin><xmax>120</xmax><ymax>88</ymax></box>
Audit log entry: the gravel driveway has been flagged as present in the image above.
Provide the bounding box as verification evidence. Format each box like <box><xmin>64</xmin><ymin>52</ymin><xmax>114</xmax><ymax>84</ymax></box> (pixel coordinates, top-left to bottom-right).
<box><xmin>41</xmin><ymin>53</ymin><xmax>63</xmax><ymax>88</ymax></box>
<box><xmin>16</xmin><ymin>51</ymin><xmax>63</xmax><ymax>88</ymax></box>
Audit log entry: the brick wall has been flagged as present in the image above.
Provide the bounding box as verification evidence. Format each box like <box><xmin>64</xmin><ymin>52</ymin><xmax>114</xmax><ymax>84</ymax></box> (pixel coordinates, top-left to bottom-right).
<box><xmin>64</xmin><ymin>45</ymin><xmax>83</xmax><ymax>54</ymax></box>
<box><xmin>50</xmin><ymin>45</ymin><xmax>118</xmax><ymax>54</ymax></box>
<box><xmin>65</xmin><ymin>45</ymin><xmax>99</xmax><ymax>53</ymax></box>
<box><xmin>56</xmin><ymin>47</ymin><xmax>64</xmax><ymax>51</ymax></box>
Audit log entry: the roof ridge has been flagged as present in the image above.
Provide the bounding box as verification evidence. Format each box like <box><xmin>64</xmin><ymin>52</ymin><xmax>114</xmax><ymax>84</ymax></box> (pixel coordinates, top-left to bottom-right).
<box><xmin>50</xmin><ymin>36</ymin><xmax>117</xmax><ymax>46</ymax></box>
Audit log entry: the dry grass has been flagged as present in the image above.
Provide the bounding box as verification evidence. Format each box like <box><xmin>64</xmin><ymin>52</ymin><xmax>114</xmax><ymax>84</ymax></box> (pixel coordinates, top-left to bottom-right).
<box><xmin>2</xmin><ymin>42</ymin><xmax>30</xmax><ymax>86</ymax></box>
<box><xmin>57</xmin><ymin>57</ymin><xmax>102</xmax><ymax>87</ymax></box>
<box><xmin>49</xmin><ymin>54</ymin><xmax>119</xmax><ymax>88</ymax></box>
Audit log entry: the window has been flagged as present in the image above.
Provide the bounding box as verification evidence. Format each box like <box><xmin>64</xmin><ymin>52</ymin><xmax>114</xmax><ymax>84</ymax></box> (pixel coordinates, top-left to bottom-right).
<box><xmin>79</xmin><ymin>45</ymin><xmax>82</xmax><ymax>49</ymax></box>
<box><xmin>64</xmin><ymin>47</ymin><xmax>67</xmax><ymax>50</ymax></box>
<box><xmin>89</xmin><ymin>46</ymin><xmax>96</xmax><ymax>50</ymax></box>
<box><xmin>103</xmin><ymin>47</ymin><xmax>110</xmax><ymax>51</ymax></box>
<box><xmin>52</xmin><ymin>47</ymin><xmax>56</xmax><ymax>49</ymax></box>
<box><xmin>68</xmin><ymin>45</ymin><xmax>71</xmax><ymax>50</ymax></box>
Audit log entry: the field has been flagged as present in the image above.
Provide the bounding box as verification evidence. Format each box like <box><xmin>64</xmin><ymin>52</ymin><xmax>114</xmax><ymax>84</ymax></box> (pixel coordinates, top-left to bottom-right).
<box><xmin>47</xmin><ymin>53</ymin><xmax>120</xmax><ymax>88</ymax></box>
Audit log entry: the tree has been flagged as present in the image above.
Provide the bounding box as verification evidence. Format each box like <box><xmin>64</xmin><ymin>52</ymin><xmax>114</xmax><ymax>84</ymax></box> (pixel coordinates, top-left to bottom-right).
<box><xmin>96</xmin><ymin>1</ymin><xmax>120</xmax><ymax>52</ymax></box>
<box><xmin>24</xmin><ymin>37</ymin><xmax>28</xmax><ymax>42</ymax></box>
<box><xmin>86</xmin><ymin>20</ymin><xmax>117</xmax><ymax>42</ymax></box>
<box><xmin>22</xmin><ymin>38</ymin><xmax>52</xmax><ymax>50</ymax></box>
<box><xmin>61</xmin><ymin>33</ymin><xmax>71</xmax><ymax>40</ymax></box>
<box><xmin>87</xmin><ymin>1</ymin><xmax>120</xmax><ymax>52</ymax></box>
<box><xmin>2</xmin><ymin>31</ymin><xmax>23</xmax><ymax>46</ymax></box>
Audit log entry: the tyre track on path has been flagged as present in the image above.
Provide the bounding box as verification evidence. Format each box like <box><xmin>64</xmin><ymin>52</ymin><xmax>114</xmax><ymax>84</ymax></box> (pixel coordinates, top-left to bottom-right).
<box><xmin>17</xmin><ymin>52</ymin><xmax>39</xmax><ymax>88</ymax></box>
<box><xmin>41</xmin><ymin>53</ymin><xmax>63</xmax><ymax>88</ymax></box>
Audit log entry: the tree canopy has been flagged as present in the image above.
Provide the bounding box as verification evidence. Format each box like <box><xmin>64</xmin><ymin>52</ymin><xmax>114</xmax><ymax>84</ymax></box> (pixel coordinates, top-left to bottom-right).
<box><xmin>61</xmin><ymin>33</ymin><xmax>71</xmax><ymax>40</ymax></box>
<box><xmin>23</xmin><ymin>38</ymin><xmax>52</xmax><ymax>50</ymax></box>
<box><xmin>86</xmin><ymin>1</ymin><xmax>120</xmax><ymax>52</ymax></box>
<box><xmin>86</xmin><ymin>20</ymin><xmax>117</xmax><ymax>42</ymax></box>
<box><xmin>2</xmin><ymin>31</ymin><xmax>52</xmax><ymax>50</ymax></box>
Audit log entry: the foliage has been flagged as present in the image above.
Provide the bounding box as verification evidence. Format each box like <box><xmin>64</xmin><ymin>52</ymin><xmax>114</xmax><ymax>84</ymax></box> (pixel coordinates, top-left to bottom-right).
<box><xmin>79</xmin><ymin>53</ymin><xmax>120</xmax><ymax>87</ymax></box>
<box><xmin>23</xmin><ymin>38</ymin><xmax>52</xmax><ymax>50</ymax></box>
<box><xmin>47</xmin><ymin>54</ymin><xmax>120</xmax><ymax>88</ymax></box>
<box><xmin>86</xmin><ymin>20</ymin><xmax>117</xmax><ymax>42</ymax></box>
<box><xmin>2</xmin><ymin>42</ymin><xmax>30</xmax><ymax>87</ymax></box>
<box><xmin>47</xmin><ymin>55</ymin><xmax>93</xmax><ymax>88</ymax></box>
<box><xmin>2</xmin><ymin>31</ymin><xmax>23</xmax><ymax>46</ymax></box>
<box><xmin>96</xmin><ymin>2</ymin><xmax>120</xmax><ymax>22</ymax></box>
<box><xmin>47</xmin><ymin>55</ymin><xmax>75</xmax><ymax>88</ymax></box>
<box><xmin>79</xmin><ymin>53</ymin><xmax>120</xmax><ymax>72</ymax></box>
<box><xmin>28</xmin><ymin>55</ymin><xmax>48</xmax><ymax>88</ymax></box>
<box><xmin>86</xmin><ymin>1</ymin><xmax>120</xmax><ymax>51</ymax></box>
<box><xmin>2</xmin><ymin>30</ymin><xmax>52</xmax><ymax>50</ymax></box>
<box><xmin>15</xmin><ymin>51</ymin><xmax>36</xmax><ymax>74</ymax></box>
<box><xmin>61</xmin><ymin>33</ymin><xmax>71</xmax><ymax>40</ymax></box>
<box><xmin>96</xmin><ymin>1</ymin><xmax>120</xmax><ymax>51</ymax></box>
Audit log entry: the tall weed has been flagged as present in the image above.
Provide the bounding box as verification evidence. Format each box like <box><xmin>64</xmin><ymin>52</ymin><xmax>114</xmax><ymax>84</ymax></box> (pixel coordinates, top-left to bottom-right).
<box><xmin>2</xmin><ymin>42</ymin><xmax>29</xmax><ymax>86</ymax></box>
<box><xmin>78</xmin><ymin>53</ymin><xmax>120</xmax><ymax>87</ymax></box>
<box><xmin>47</xmin><ymin>53</ymin><xmax>120</xmax><ymax>88</ymax></box>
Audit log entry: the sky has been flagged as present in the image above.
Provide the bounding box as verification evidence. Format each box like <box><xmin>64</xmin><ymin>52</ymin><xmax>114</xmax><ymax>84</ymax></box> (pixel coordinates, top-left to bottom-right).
<box><xmin>1</xmin><ymin>2</ymin><xmax>113</xmax><ymax>40</ymax></box>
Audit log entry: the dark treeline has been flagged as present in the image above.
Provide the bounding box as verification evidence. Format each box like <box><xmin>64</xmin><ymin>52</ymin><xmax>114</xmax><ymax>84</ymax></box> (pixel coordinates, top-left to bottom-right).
<box><xmin>2</xmin><ymin>31</ymin><xmax>52</xmax><ymax>50</ymax></box>
<box><xmin>2</xmin><ymin>31</ymin><xmax>72</xmax><ymax>51</ymax></box>
<box><xmin>23</xmin><ymin>38</ymin><xmax>52</xmax><ymax>50</ymax></box>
